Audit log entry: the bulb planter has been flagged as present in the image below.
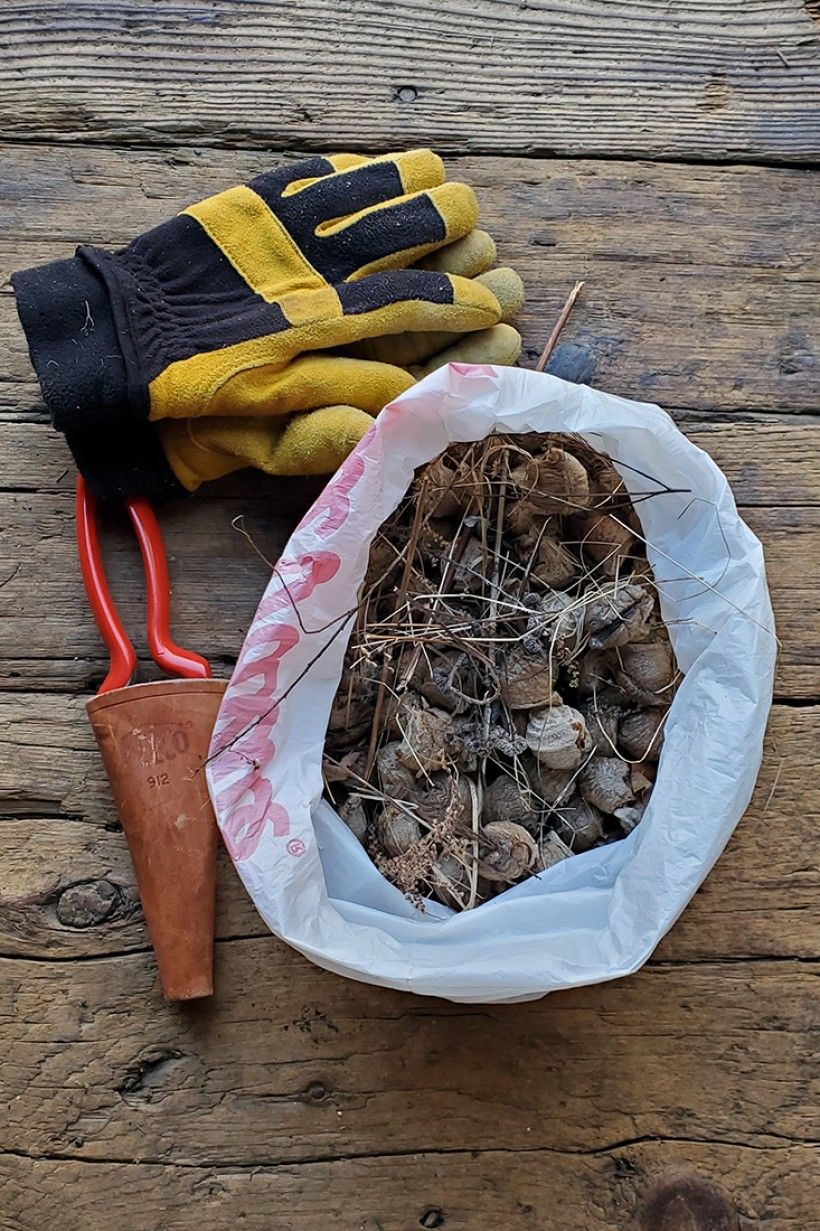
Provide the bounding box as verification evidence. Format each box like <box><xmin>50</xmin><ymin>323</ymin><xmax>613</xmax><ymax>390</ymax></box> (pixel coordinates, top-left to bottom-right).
<box><xmin>87</xmin><ymin>678</ymin><xmax>227</xmax><ymax>1001</ymax></box>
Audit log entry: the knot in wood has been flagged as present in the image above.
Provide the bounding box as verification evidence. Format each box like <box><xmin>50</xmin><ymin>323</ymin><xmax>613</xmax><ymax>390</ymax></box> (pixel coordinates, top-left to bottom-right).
<box><xmin>639</xmin><ymin>1174</ymin><xmax>739</xmax><ymax>1231</ymax></box>
<box><xmin>56</xmin><ymin>879</ymin><xmax>119</xmax><ymax>928</ymax></box>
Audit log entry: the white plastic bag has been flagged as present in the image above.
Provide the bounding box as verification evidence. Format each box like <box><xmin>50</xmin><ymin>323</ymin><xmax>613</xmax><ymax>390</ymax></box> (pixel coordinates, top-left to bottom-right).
<box><xmin>207</xmin><ymin>365</ymin><xmax>775</xmax><ymax>1003</ymax></box>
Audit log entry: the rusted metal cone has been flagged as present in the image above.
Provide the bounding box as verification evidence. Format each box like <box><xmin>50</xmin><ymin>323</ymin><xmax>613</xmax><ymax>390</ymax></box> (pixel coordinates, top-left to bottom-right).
<box><xmin>86</xmin><ymin>678</ymin><xmax>227</xmax><ymax>1001</ymax></box>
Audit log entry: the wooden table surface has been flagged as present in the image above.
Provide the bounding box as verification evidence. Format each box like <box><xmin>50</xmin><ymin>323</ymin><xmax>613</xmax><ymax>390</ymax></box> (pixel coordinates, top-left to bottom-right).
<box><xmin>1</xmin><ymin>3</ymin><xmax>819</xmax><ymax>1228</ymax></box>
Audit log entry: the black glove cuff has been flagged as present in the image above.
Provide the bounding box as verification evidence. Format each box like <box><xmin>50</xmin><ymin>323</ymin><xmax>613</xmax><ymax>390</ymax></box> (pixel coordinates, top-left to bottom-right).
<box><xmin>11</xmin><ymin>248</ymin><xmax>147</xmax><ymax>433</ymax></box>
<box><xmin>65</xmin><ymin>421</ymin><xmax>186</xmax><ymax>507</ymax></box>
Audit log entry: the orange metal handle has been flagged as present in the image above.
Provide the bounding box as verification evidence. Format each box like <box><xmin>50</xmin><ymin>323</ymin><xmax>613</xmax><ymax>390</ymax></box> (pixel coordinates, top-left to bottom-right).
<box><xmin>76</xmin><ymin>477</ymin><xmax>211</xmax><ymax>694</ymax></box>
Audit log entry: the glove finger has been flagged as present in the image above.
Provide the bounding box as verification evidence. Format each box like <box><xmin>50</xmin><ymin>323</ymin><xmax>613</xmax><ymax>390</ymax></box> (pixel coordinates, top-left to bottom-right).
<box><xmin>416</xmin><ymin>230</ymin><xmax>497</xmax><ymax>278</ymax></box>
<box><xmin>155</xmin><ymin>353</ymin><xmax>413</xmax><ymax>421</ymax></box>
<box><xmin>161</xmin><ymin>405</ymin><xmax>374</xmax><ymax>491</ymax></box>
<box><xmin>320</xmin><ymin>183</ymin><xmax>479</xmax><ymax>280</ymax></box>
<box><xmin>268</xmin><ymin>405</ymin><xmax>375</xmax><ymax>475</ymax></box>
<box><xmin>151</xmin><ymin>272</ymin><xmax>498</xmax><ymax>421</ymax></box>
<box><xmin>332</xmin><ymin>269</ymin><xmax>501</xmax><ymax>343</ymax></box>
<box><xmin>409</xmin><ymin>324</ymin><xmax>523</xmax><ymax>378</ymax></box>
<box><xmin>341</xmin><ymin>268</ymin><xmax>523</xmax><ymax>367</ymax></box>
<box><xmin>287</xmin><ymin>150</ymin><xmax>446</xmax><ymax>220</ymax></box>
<box><xmin>475</xmin><ymin>267</ymin><xmax>525</xmax><ymax>318</ymax></box>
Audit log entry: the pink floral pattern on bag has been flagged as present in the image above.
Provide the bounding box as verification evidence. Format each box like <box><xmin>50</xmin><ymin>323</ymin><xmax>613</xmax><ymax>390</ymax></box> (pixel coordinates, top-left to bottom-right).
<box><xmin>210</xmin><ymin>446</ymin><xmax>369</xmax><ymax>862</ymax></box>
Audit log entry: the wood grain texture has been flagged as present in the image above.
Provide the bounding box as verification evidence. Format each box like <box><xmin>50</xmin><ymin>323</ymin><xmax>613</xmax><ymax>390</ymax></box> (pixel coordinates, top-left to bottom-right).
<box><xmin>1</xmin><ymin>145</ymin><xmax>818</xmax><ymax>414</ymax></box>
<box><xmin>1</xmin><ymin>22</ymin><xmax>819</xmax><ymax>1219</ymax></box>
<box><xmin>1</xmin><ymin>945</ymin><xmax>816</xmax><ymax>1165</ymax></box>
<box><xmin>1</xmin><ymin>1142</ymin><xmax>816</xmax><ymax>1231</ymax></box>
<box><xmin>0</xmin><ymin>489</ymin><xmax>814</xmax><ymax>698</ymax></box>
<box><xmin>0</xmin><ymin>1</ymin><xmax>819</xmax><ymax>163</ymax></box>
<box><xmin>0</xmin><ymin>705</ymin><xmax>815</xmax><ymax>963</ymax></box>
<box><xmin>5</xmin><ymin>416</ymin><xmax>820</xmax><ymax>505</ymax></box>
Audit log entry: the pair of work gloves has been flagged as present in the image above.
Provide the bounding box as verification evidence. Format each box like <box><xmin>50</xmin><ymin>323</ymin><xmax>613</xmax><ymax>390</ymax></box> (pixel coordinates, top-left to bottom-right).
<box><xmin>13</xmin><ymin>149</ymin><xmax>525</xmax><ymax>504</ymax></box>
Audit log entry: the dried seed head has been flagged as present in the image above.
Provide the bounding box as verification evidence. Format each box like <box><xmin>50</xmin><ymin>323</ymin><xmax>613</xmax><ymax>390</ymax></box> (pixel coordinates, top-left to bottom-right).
<box><xmin>418</xmin><ymin>519</ymin><xmax>458</xmax><ymax>571</ymax></box>
<box><xmin>536</xmin><ymin>829</ymin><xmax>574</xmax><ymax>871</ymax></box>
<box><xmin>553</xmin><ymin>797</ymin><xmax>605</xmax><ymax>852</ymax></box>
<box><xmin>619</xmin><ymin>707</ymin><xmax>666</xmax><ymax>761</ymax></box>
<box><xmin>418</xmin><ymin>454</ymin><xmax>462</xmax><ymax>518</ymax></box>
<box><xmin>533</xmin><ymin>535</ymin><xmax>578</xmax><ymax>588</ymax></box>
<box><xmin>576</xmin><ymin>511</ymin><xmax>634</xmax><ymax>576</ymax></box>
<box><xmin>584</xmin><ymin>582</ymin><xmax>655</xmax><ymax>650</ymax></box>
<box><xmin>395</xmin><ymin>702</ymin><xmax>452</xmax><ymax>774</ymax></box>
<box><xmin>500</xmin><ymin>646</ymin><xmax>562</xmax><ymax>710</ymax></box>
<box><xmin>377</xmin><ymin>741</ymin><xmax>419</xmax><ymax>798</ymax></box>
<box><xmin>429</xmin><ymin>853</ymin><xmax>471</xmax><ymax>909</ymax></box>
<box><xmin>614</xmin><ymin>640</ymin><xmax>677</xmax><ymax>705</ymax></box>
<box><xmin>526</xmin><ymin>704</ymin><xmax>591</xmax><ymax>769</ymax></box>
<box><xmin>364</xmin><ymin>533</ymin><xmax>403</xmax><ymax>589</ymax></box>
<box><xmin>575</xmin><ymin>648</ymin><xmax>614</xmax><ymax>697</ymax></box>
<box><xmin>483</xmin><ymin>773</ymin><xmax>541</xmax><ymax>830</ymax></box>
<box><xmin>578</xmin><ymin>701</ymin><xmax>623</xmax><ymax>755</ymax></box>
<box><xmin>506</xmin><ymin>498</ymin><xmax>543</xmax><ymax>539</ymax></box>
<box><xmin>338</xmin><ymin>793</ymin><xmax>368</xmax><ymax>844</ymax></box>
<box><xmin>452</xmin><ymin>538</ymin><xmax>487</xmax><ymax>592</ymax></box>
<box><xmin>536</xmin><ymin>591</ymin><xmax>584</xmax><ymax>658</ymax></box>
<box><xmin>510</xmin><ymin>446</ymin><xmax>590</xmax><ymax>515</ymax></box>
<box><xmin>377</xmin><ymin>806</ymin><xmax>422</xmax><ymax>856</ymax></box>
<box><xmin>478</xmin><ymin>821</ymin><xmax>538</xmax><ymax>883</ymax></box>
<box><xmin>578</xmin><ymin>756</ymin><xmax>635</xmax><ymax>813</ymax></box>
<box><xmin>525</xmin><ymin>757</ymin><xmax>576</xmax><ymax>806</ymax></box>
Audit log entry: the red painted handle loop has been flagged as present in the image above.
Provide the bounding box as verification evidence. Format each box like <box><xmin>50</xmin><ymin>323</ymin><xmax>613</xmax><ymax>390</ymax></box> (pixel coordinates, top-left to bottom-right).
<box><xmin>76</xmin><ymin>477</ymin><xmax>212</xmax><ymax>693</ymax></box>
<box><xmin>76</xmin><ymin>477</ymin><xmax>137</xmax><ymax>694</ymax></box>
<box><xmin>126</xmin><ymin>499</ymin><xmax>212</xmax><ymax>682</ymax></box>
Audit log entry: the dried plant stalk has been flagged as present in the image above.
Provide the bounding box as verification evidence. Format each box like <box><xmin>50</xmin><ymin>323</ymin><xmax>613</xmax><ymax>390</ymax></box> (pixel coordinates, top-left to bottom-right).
<box><xmin>323</xmin><ymin>426</ymin><xmax>679</xmax><ymax>912</ymax></box>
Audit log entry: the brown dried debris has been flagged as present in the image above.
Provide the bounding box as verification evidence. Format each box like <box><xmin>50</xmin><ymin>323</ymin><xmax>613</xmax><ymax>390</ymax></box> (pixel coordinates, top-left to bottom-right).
<box><xmin>578</xmin><ymin>756</ymin><xmax>635</xmax><ymax>813</ymax></box>
<box><xmin>509</xmin><ymin>446</ymin><xmax>590</xmax><ymax>515</ymax></box>
<box><xmin>323</xmin><ymin>429</ymin><xmax>680</xmax><ymax>912</ymax></box>
<box><xmin>478</xmin><ymin>821</ymin><xmax>538</xmax><ymax>883</ymax></box>
<box><xmin>526</xmin><ymin>704</ymin><xmax>591</xmax><ymax>769</ymax></box>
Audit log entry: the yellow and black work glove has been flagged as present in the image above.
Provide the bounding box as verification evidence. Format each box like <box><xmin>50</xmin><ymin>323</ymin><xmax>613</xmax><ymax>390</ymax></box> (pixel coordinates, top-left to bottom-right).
<box><xmin>12</xmin><ymin>150</ymin><xmax>518</xmax><ymax>503</ymax></box>
<box><xmin>158</xmin><ymin>228</ymin><xmax>525</xmax><ymax>490</ymax></box>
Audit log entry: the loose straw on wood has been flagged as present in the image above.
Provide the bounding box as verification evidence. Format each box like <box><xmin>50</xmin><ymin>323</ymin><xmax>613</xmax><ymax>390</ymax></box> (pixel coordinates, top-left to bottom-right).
<box><xmin>535</xmin><ymin>281</ymin><xmax>585</xmax><ymax>372</ymax></box>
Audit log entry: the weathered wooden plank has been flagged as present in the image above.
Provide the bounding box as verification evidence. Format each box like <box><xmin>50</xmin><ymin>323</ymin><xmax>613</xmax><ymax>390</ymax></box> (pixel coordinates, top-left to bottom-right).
<box><xmin>1</xmin><ymin>146</ymin><xmax>818</xmax><ymax>413</ymax></box>
<box><xmin>1</xmin><ymin>491</ymin><xmax>815</xmax><ymax>696</ymax></box>
<box><xmin>0</xmin><ymin>1</ymin><xmax>819</xmax><ymax>163</ymax></box>
<box><xmin>0</xmin><ymin>705</ymin><xmax>815</xmax><ymax>962</ymax></box>
<box><xmin>4</xmin><ymin>416</ymin><xmax>820</xmax><ymax>506</ymax></box>
<box><xmin>1</xmin><ymin>1142</ymin><xmax>815</xmax><ymax>1231</ymax></box>
<box><xmin>0</xmin><ymin>820</ymin><xmax>259</xmax><ymax>956</ymax></box>
<box><xmin>1</xmin><ymin>946</ymin><xmax>815</xmax><ymax>1163</ymax></box>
